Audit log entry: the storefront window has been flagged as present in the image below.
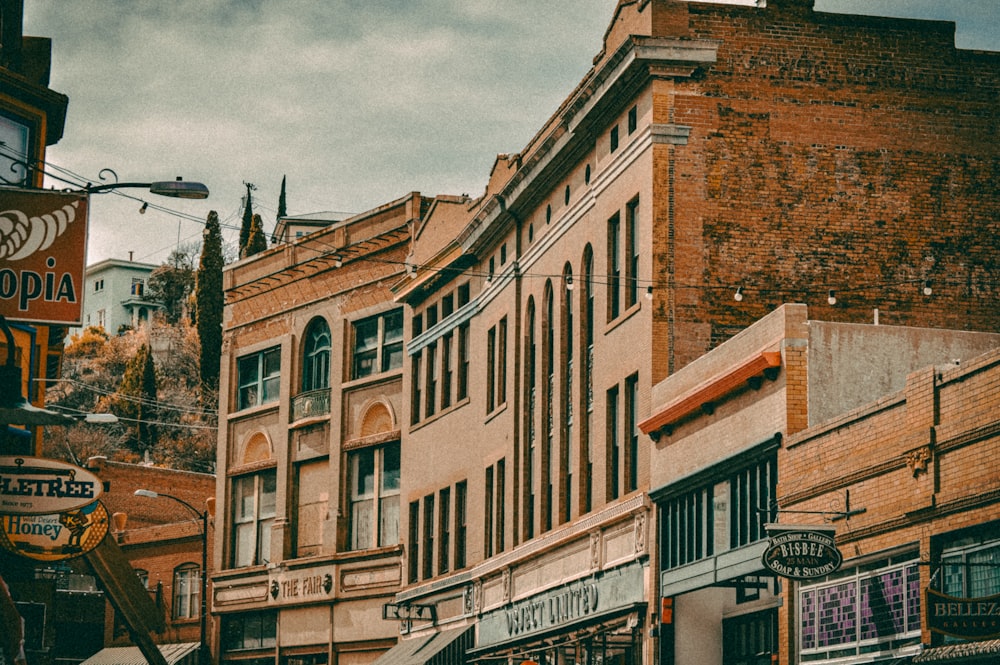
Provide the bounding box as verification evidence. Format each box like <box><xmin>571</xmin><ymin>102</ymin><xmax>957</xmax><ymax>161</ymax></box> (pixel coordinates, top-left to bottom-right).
<box><xmin>221</xmin><ymin>611</ymin><xmax>277</xmax><ymax>651</ymax></box>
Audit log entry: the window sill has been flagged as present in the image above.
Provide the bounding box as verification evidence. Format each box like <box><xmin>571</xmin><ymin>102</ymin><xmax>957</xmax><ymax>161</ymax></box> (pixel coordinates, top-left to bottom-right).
<box><xmin>409</xmin><ymin>397</ymin><xmax>470</xmax><ymax>432</ymax></box>
<box><xmin>342</xmin><ymin>368</ymin><xmax>403</xmax><ymax>391</ymax></box>
<box><xmin>229</xmin><ymin>401</ymin><xmax>279</xmax><ymax>421</ymax></box>
<box><xmin>604</xmin><ymin>300</ymin><xmax>642</xmax><ymax>336</ymax></box>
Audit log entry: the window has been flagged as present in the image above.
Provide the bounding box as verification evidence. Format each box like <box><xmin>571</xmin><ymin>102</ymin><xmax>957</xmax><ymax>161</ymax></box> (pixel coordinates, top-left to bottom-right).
<box><xmin>585</xmin><ymin>164</ymin><xmax>591</xmax><ymax>185</ymax></box>
<box><xmin>351</xmin><ymin>309</ymin><xmax>403</xmax><ymax>379</ymax></box>
<box><xmin>625</xmin><ymin>197</ymin><xmax>640</xmax><ymax>308</ymax></box>
<box><xmin>607</xmin><ymin>385</ymin><xmax>620</xmax><ymax>500</ymax></box>
<box><xmin>422</xmin><ymin>494</ymin><xmax>435</xmax><ymax>580</ymax></box>
<box><xmin>457</xmin><ymin>282</ymin><xmax>470</xmax><ymax>307</ymax></box>
<box><xmin>627</xmin><ymin>105</ymin><xmax>637</xmax><ymax>134</ymax></box>
<box><xmin>730</xmin><ymin>456</ymin><xmax>776</xmax><ymax>549</ymax></box>
<box><xmin>172</xmin><ymin>563</ymin><xmax>201</xmax><ymax>620</ymax></box>
<box><xmin>348</xmin><ymin>442</ymin><xmax>400</xmax><ymax>550</ymax></box>
<box><xmin>441</xmin><ymin>332</ymin><xmax>453</xmax><ymax>410</ymax></box>
<box><xmin>582</xmin><ymin>248</ymin><xmax>595</xmax><ymax>513</ymax></box>
<box><xmin>524</xmin><ymin>298</ymin><xmax>537</xmax><ymax>541</ymax></box>
<box><xmin>661</xmin><ymin>483</ymin><xmax>714</xmax><ymax>570</ymax></box>
<box><xmin>562</xmin><ymin>268</ymin><xmax>573</xmax><ymax>524</ymax></box>
<box><xmin>221</xmin><ymin>612</ymin><xmax>276</xmax><ymax>651</ymax></box>
<box><xmin>610</xmin><ymin>125</ymin><xmax>619</xmax><ymax>153</ymax></box>
<box><xmin>294</xmin><ymin>460</ymin><xmax>327</xmax><ymax>557</ymax></box>
<box><xmin>0</xmin><ymin>113</ymin><xmax>31</xmax><ymax>187</ymax></box>
<box><xmin>455</xmin><ymin>481</ymin><xmax>467</xmax><ymax>569</ymax></box>
<box><xmin>500</xmin><ymin>243</ymin><xmax>507</xmax><ymax>266</ymax></box>
<box><xmin>412</xmin><ymin>312</ymin><xmax>423</xmax><ymax>337</ymax></box>
<box><xmin>564</xmin><ymin>184</ymin><xmax>571</xmax><ymax>205</ymax></box>
<box><xmin>543</xmin><ymin>284</ymin><xmax>555</xmax><ymax>533</ymax></box>
<box><xmin>625</xmin><ymin>373</ymin><xmax>639</xmax><ymax>493</ymax></box>
<box><xmin>302</xmin><ymin>318</ymin><xmax>331</xmax><ymax>392</ymax></box>
<box><xmin>94</xmin><ymin>279</ymin><xmax>104</xmax><ymax>292</ymax></box>
<box><xmin>799</xmin><ymin>561</ymin><xmax>920</xmax><ymax>658</ymax></box>
<box><xmin>942</xmin><ymin>534</ymin><xmax>1000</xmax><ymax>599</ymax></box>
<box><xmin>408</xmin><ymin>501</ymin><xmax>420</xmax><ymax>584</ymax></box>
<box><xmin>724</xmin><ymin>610</ymin><xmax>777</xmax><ymax>665</ymax></box>
<box><xmin>425</xmin><ymin>344</ymin><xmax>437</xmax><ymax>417</ymax></box>
<box><xmin>498</xmin><ymin>318</ymin><xmax>507</xmax><ymax>406</ymax></box>
<box><xmin>439</xmin><ymin>487</ymin><xmax>451</xmax><ymax>575</ymax></box>
<box><xmin>238</xmin><ymin>347</ymin><xmax>281</xmax><ymax>410</ymax></box>
<box><xmin>426</xmin><ymin>304</ymin><xmax>438</xmax><ymax>329</ymax></box>
<box><xmin>485</xmin><ymin>465</ymin><xmax>494</xmax><ymax>558</ymax></box>
<box><xmin>496</xmin><ymin>459</ymin><xmax>506</xmax><ymax>554</ymax></box>
<box><xmin>411</xmin><ymin>354</ymin><xmax>422</xmax><ymax>424</ymax></box>
<box><xmin>231</xmin><ymin>469</ymin><xmax>276</xmax><ymax>567</ymax></box>
<box><xmin>442</xmin><ymin>293</ymin><xmax>455</xmax><ymax>318</ymax></box>
<box><xmin>457</xmin><ymin>322</ymin><xmax>470</xmax><ymax>401</ymax></box>
<box><xmin>607</xmin><ymin>213</ymin><xmax>621</xmax><ymax>320</ymax></box>
<box><xmin>487</xmin><ymin>326</ymin><xmax>497</xmax><ymax>412</ymax></box>
<box><xmin>130</xmin><ymin>278</ymin><xmax>145</xmax><ymax>297</ymax></box>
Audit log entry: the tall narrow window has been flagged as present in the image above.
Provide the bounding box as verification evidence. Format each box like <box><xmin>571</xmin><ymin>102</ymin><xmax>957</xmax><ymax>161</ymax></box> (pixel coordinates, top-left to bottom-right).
<box><xmin>625</xmin><ymin>197</ymin><xmax>640</xmax><ymax>308</ymax></box>
<box><xmin>441</xmin><ymin>333</ymin><xmax>453</xmax><ymax>409</ymax></box>
<box><xmin>607</xmin><ymin>386</ymin><xmax>620</xmax><ymax>501</ymax></box>
<box><xmin>457</xmin><ymin>322</ymin><xmax>470</xmax><ymax>401</ymax></box>
<box><xmin>455</xmin><ymin>481</ymin><xmax>467</xmax><ymax>569</ymax></box>
<box><xmin>582</xmin><ymin>248</ymin><xmax>595</xmax><ymax>513</ymax></box>
<box><xmin>625</xmin><ymin>373</ymin><xmax>639</xmax><ymax>493</ymax></box>
<box><xmin>524</xmin><ymin>299</ymin><xmax>537</xmax><ymax>541</ymax></box>
<box><xmin>411</xmin><ymin>354</ymin><xmax>422</xmax><ymax>425</ymax></box>
<box><xmin>496</xmin><ymin>458</ymin><xmax>506</xmax><ymax>554</ymax></box>
<box><xmin>561</xmin><ymin>266</ymin><xmax>573</xmax><ymax>524</ymax></box>
<box><xmin>438</xmin><ymin>487</ymin><xmax>451</xmax><ymax>575</ymax></box>
<box><xmin>348</xmin><ymin>442</ymin><xmax>400</xmax><ymax>550</ymax></box>
<box><xmin>484</xmin><ymin>465</ymin><xmax>495</xmax><ymax>558</ymax></box>
<box><xmin>302</xmin><ymin>318</ymin><xmax>331</xmax><ymax>392</ymax></box>
<box><xmin>497</xmin><ymin>317</ymin><xmax>508</xmax><ymax>406</ymax></box>
<box><xmin>543</xmin><ymin>284</ymin><xmax>555</xmax><ymax>533</ymax></box>
<box><xmin>425</xmin><ymin>344</ymin><xmax>437</xmax><ymax>417</ymax></box>
<box><xmin>172</xmin><ymin>564</ymin><xmax>201</xmax><ymax>619</ymax></box>
<box><xmin>607</xmin><ymin>213</ymin><xmax>621</xmax><ymax>320</ymax></box>
<box><xmin>487</xmin><ymin>325</ymin><xmax>497</xmax><ymax>412</ymax></box>
<box><xmin>408</xmin><ymin>501</ymin><xmax>420</xmax><ymax>583</ymax></box>
<box><xmin>610</xmin><ymin>125</ymin><xmax>620</xmax><ymax>153</ymax></box>
<box><xmin>422</xmin><ymin>494</ymin><xmax>435</xmax><ymax>580</ymax></box>
<box><xmin>231</xmin><ymin>469</ymin><xmax>276</xmax><ymax>567</ymax></box>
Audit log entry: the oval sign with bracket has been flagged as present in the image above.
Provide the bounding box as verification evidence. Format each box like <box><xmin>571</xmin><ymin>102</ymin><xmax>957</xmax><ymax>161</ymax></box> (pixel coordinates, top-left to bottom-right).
<box><xmin>761</xmin><ymin>527</ymin><xmax>843</xmax><ymax>580</ymax></box>
<box><xmin>0</xmin><ymin>456</ymin><xmax>104</xmax><ymax>515</ymax></box>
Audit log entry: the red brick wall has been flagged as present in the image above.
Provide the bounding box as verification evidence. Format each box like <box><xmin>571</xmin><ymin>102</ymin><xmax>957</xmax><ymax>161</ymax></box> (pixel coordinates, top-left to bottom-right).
<box><xmin>650</xmin><ymin>0</ymin><xmax>1000</xmax><ymax>374</ymax></box>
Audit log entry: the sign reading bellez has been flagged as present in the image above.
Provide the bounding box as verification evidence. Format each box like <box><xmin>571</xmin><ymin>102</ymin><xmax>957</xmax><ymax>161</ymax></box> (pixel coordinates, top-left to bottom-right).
<box><xmin>0</xmin><ymin>457</ymin><xmax>104</xmax><ymax>515</ymax></box>
<box><xmin>926</xmin><ymin>588</ymin><xmax>1000</xmax><ymax>640</ymax></box>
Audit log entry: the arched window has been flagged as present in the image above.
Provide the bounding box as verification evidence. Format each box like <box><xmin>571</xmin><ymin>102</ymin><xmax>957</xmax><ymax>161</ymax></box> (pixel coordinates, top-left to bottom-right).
<box><xmin>173</xmin><ymin>563</ymin><xmax>201</xmax><ymax>620</ymax></box>
<box><xmin>542</xmin><ymin>281</ymin><xmax>555</xmax><ymax>533</ymax></box>
<box><xmin>302</xmin><ymin>318</ymin><xmax>331</xmax><ymax>392</ymax></box>
<box><xmin>581</xmin><ymin>246</ymin><xmax>595</xmax><ymax>513</ymax></box>
<box><xmin>523</xmin><ymin>297</ymin><xmax>536</xmax><ymax>542</ymax></box>
<box><xmin>561</xmin><ymin>264</ymin><xmax>573</xmax><ymax>524</ymax></box>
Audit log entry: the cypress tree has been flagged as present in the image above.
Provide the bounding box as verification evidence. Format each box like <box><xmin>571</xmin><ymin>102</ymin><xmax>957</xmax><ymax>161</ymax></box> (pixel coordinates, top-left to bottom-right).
<box><xmin>196</xmin><ymin>210</ymin><xmax>224</xmax><ymax>397</ymax></box>
<box><xmin>244</xmin><ymin>213</ymin><xmax>267</xmax><ymax>258</ymax></box>
<box><xmin>274</xmin><ymin>175</ymin><xmax>287</xmax><ymax>246</ymax></box>
<box><xmin>238</xmin><ymin>181</ymin><xmax>255</xmax><ymax>256</ymax></box>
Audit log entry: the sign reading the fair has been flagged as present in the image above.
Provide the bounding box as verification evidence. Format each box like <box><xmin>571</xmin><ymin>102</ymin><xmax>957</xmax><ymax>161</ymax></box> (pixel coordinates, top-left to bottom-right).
<box><xmin>0</xmin><ymin>456</ymin><xmax>104</xmax><ymax>515</ymax></box>
<box><xmin>0</xmin><ymin>188</ymin><xmax>88</xmax><ymax>325</ymax></box>
<box><xmin>0</xmin><ymin>500</ymin><xmax>109</xmax><ymax>561</ymax></box>
<box><xmin>762</xmin><ymin>524</ymin><xmax>842</xmax><ymax>580</ymax></box>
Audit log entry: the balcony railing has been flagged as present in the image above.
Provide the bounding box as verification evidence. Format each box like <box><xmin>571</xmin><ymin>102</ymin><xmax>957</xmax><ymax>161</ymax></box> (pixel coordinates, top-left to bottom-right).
<box><xmin>291</xmin><ymin>387</ymin><xmax>331</xmax><ymax>421</ymax></box>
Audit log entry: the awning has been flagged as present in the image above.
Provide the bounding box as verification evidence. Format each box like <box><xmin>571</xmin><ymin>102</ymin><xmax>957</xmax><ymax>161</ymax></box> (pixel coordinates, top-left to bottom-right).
<box><xmin>79</xmin><ymin>642</ymin><xmax>199</xmax><ymax>665</ymax></box>
<box><xmin>372</xmin><ymin>625</ymin><xmax>473</xmax><ymax>665</ymax></box>
<box><xmin>913</xmin><ymin>640</ymin><xmax>1000</xmax><ymax>664</ymax></box>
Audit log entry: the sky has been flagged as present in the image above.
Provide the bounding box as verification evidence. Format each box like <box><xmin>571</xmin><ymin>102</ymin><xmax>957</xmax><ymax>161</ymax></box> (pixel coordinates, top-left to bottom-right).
<box><xmin>21</xmin><ymin>1</ymin><xmax>1000</xmax><ymax>266</ymax></box>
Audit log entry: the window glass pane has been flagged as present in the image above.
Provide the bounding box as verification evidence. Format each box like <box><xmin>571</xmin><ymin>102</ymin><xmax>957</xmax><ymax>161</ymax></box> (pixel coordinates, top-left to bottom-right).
<box><xmin>353</xmin><ymin>449</ymin><xmax>375</xmax><ymax>497</ymax></box>
<box><xmin>260</xmin><ymin>471</ymin><xmax>277</xmax><ymax>518</ymax></box>
<box><xmin>379</xmin><ymin>494</ymin><xmax>399</xmax><ymax>547</ymax></box>
<box><xmin>381</xmin><ymin>442</ymin><xmax>400</xmax><ymax>493</ymax></box>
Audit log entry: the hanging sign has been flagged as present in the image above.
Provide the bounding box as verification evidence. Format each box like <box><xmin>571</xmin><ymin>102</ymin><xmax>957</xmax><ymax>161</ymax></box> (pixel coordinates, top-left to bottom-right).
<box><xmin>0</xmin><ymin>188</ymin><xmax>89</xmax><ymax>325</ymax></box>
<box><xmin>761</xmin><ymin>525</ymin><xmax>842</xmax><ymax>580</ymax></box>
<box><xmin>0</xmin><ymin>456</ymin><xmax>104</xmax><ymax>515</ymax></box>
<box><xmin>0</xmin><ymin>500</ymin><xmax>109</xmax><ymax>561</ymax></box>
<box><xmin>926</xmin><ymin>588</ymin><xmax>1000</xmax><ymax>640</ymax></box>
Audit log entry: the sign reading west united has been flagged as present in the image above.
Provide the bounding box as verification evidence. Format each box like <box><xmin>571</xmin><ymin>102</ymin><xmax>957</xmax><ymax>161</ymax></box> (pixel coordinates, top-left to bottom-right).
<box><xmin>761</xmin><ymin>525</ymin><xmax>843</xmax><ymax>580</ymax></box>
<box><xmin>0</xmin><ymin>456</ymin><xmax>104</xmax><ymax>515</ymax></box>
<box><xmin>0</xmin><ymin>188</ymin><xmax>89</xmax><ymax>325</ymax></box>
<box><xmin>0</xmin><ymin>500</ymin><xmax>109</xmax><ymax>561</ymax></box>
<box><xmin>926</xmin><ymin>588</ymin><xmax>1000</xmax><ymax>640</ymax></box>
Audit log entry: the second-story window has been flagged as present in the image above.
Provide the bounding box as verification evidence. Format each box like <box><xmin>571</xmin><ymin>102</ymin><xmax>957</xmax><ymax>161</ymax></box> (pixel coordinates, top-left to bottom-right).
<box><xmin>231</xmin><ymin>469</ymin><xmax>276</xmax><ymax>567</ymax></box>
<box><xmin>237</xmin><ymin>347</ymin><xmax>281</xmax><ymax>410</ymax></box>
<box><xmin>348</xmin><ymin>442</ymin><xmax>400</xmax><ymax>550</ymax></box>
<box><xmin>352</xmin><ymin>309</ymin><xmax>403</xmax><ymax>379</ymax></box>
<box><xmin>172</xmin><ymin>563</ymin><xmax>201</xmax><ymax>620</ymax></box>
<box><xmin>302</xmin><ymin>318</ymin><xmax>331</xmax><ymax>392</ymax></box>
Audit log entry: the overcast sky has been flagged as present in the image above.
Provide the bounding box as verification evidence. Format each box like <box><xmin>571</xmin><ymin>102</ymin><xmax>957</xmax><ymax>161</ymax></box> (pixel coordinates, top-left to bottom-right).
<box><xmin>22</xmin><ymin>1</ymin><xmax>1000</xmax><ymax>266</ymax></box>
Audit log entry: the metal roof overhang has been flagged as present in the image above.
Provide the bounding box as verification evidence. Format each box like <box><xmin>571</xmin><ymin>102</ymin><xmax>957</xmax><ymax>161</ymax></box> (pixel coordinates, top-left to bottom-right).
<box><xmin>79</xmin><ymin>643</ymin><xmax>199</xmax><ymax>665</ymax></box>
<box><xmin>371</xmin><ymin>625</ymin><xmax>474</xmax><ymax>665</ymax></box>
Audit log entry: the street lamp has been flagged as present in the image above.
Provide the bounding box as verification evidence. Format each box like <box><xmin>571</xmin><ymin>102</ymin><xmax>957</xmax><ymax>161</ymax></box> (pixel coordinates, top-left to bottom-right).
<box><xmin>134</xmin><ymin>489</ymin><xmax>210</xmax><ymax>665</ymax></box>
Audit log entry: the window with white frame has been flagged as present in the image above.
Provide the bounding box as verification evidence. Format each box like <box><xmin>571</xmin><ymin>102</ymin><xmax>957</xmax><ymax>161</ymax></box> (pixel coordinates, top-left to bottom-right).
<box><xmin>172</xmin><ymin>563</ymin><xmax>201</xmax><ymax>619</ymax></box>
<box><xmin>348</xmin><ymin>442</ymin><xmax>400</xmax><ymax>550</ymax></box>
<box><xmin>237</xmin><ymin>347</ymin><xmax>280</xmax><ymax>410</ymax></box>
<box><xmin>352</xmin><ymin>309</ymin><xmax>403</xmax><ymax>379</ymax></box>
<box><xmin>231</xmin><ymin>469</ymin><xmax>276</xmax><ymax>567</ymax></box>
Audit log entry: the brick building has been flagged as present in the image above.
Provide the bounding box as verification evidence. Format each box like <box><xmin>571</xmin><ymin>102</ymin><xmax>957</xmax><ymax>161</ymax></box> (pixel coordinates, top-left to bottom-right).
<box><xmin>642</xmin><ymin>304</ymin><xmax>999</xmax><ymax>665</ymax></box>
<box><xmin>214</xmin><ymin>2</ymin><xmax>998</xmax><ymax>665</ymax></box>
